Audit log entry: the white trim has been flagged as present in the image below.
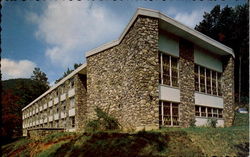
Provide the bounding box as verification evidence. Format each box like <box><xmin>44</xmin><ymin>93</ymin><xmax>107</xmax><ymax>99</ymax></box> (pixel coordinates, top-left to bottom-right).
<box><xmin>22</xmin><ymin>63</ymin><xmax>87</xmax><ymax>111</ymax></box>
<box><xmin>86</xmin><ymin>8</ymin><xmax>234</xmax><ymax>58</ymax></box>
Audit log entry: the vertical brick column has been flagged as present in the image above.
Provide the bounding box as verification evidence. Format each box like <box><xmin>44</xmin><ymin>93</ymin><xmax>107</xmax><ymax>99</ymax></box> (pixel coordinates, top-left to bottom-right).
<box><xmin>222</xmin><ymin>56</ymin><xmax>235</xmax><ymax>127</ymax></box>
<box><xmin>179</xmin><ymin>39</ymin><xmax>195</xmax><ymax>127</ymax></box>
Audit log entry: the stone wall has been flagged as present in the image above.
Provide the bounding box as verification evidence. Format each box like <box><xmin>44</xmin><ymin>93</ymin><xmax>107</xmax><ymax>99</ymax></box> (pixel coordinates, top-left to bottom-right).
<box><xmin>179</xmin><ymin>39</ymin><xmax>195</xmax><ymax>127</ymax></box>
<box><xmin>27</xmin><ymin>128</ymin><xmax>64</xmax><ymax>140</ymax></box>
<box><xmin>222</xmin><ymin>56</ymin><xmax>235</xmax><ymax>127</ymax></box>
<box><xmin>75</xmin><ymin>74</ymin><xmax>87</xmax><ymax>131</ymax></box>
<box><xmin>87</xmin><ymin>16</ymin><xmax>159</xmax><ymax>131</ymax></box>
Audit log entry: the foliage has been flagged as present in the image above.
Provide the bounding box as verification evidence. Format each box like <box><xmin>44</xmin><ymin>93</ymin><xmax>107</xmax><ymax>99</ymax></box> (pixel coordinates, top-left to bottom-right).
<box><xmin>1</xmin><ymin>78</ymin><xmax>49</xmax><ymax>139</ymax></box>
<box><xmin>36</xmin><ymin>141</ymin><xmax>67</xmax><ymax>157</ymax></box>
<box><xmin>31</xmin><ymin>67</ymin><xmax>49</xmax><ymax>90</ymax></box>
<box><xmin>233</xmin><ymin>112</ymin><xmax>249</xmax><ymax>126</ymax></box>
<box><xmin>85</xmin><ymin>107</ymin><xmax>120</xmax><ymax>132</ymax></box>
<box><xmin>195</xmin><ymin>4</ymin><xmax>249</xmax><ymax>102</ymax></box>
<box><xmin>189</xmin><ymin>117</ymin><xmax>196</xmax><ymax>127</ymax></box>
<box><xmin>55</xmin><ymin>63</ymin><xmax>82</xmax><ymax>83</ymax></box>
<box><xmin>207</xmin><ymin>118</ymin><xmax>218</xmax><ymax>128</ymax></box>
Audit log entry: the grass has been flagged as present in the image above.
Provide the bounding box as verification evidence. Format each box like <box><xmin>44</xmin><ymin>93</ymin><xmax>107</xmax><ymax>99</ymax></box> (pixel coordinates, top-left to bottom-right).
<box><xmin>2</xmin><ymin>113</ymin><xmax>249</xmax><ymax>157</ymax></box>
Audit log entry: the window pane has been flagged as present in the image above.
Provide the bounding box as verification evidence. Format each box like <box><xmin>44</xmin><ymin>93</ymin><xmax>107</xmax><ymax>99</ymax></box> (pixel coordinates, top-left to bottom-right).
<box><xmin>172</xmin><ymin>103</ymin><xmax>179</xmax><ymax>126</ymax></box>
<box><xmin>200</xmin><ymin>67</ymin><xmax>205</xmax><ymax>93</ymax></box>
<box><xmin>212</xmin><ymin>71</ymin><xmax>217</xmax><ymax>95</ymax></box>
<box><xmin>213</xmin><ymin>108</ymin><xmax>218</xmax><ymax>118</ymax></box>
<box><xmin>201</xmin><ymin>106</ymin><xmax>206</xmax><ymax>117</ymax></box>
<box><xmin>159</xmin><ymin>103</ymin><xmax>162</xmax><ymax>126</ymax></box>
<box><xmin>195</xmin><ymin>106</ymin><xmax>200</xmax><ymax>116</ymax></box>
<box><xmin>206</xmin><ymin>69</ymin><xmax>211</xmax><ymax>94</ymax></box>
<box><xmin>162</xmin><ymin>54</ymin><xmax>170</xmax><ymax>85</ymax></box>
<box><xmin>218</xmin><ymin>109</ymin><xmax>223</xmax><ymax>118</ymax></box>
<box><xmin>207</xmin><ymin>107</ymin><xmax>212</xmax><ymax>117</ymax></box>
<box><xmin>163</xmin><ymin>101</ymin><xmax>171</xmax><ymax>125</ymax></box>
<box><xmin>195</xmin><ymin>65</ymin><xmax>199</xmax><ymax>91</ymax></box>
<box><xmin>217</xmin><ymin>73</ymin><xmax>222</xmax><ymax>96</ymax></box>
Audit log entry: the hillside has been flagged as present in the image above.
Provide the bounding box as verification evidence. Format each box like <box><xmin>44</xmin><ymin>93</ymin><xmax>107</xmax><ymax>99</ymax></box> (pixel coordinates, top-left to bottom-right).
<box><xmin>1</xmin><ymin>78</ymin><xmax>49</xmax><ymax>140</ymax></box>
<box><xmin>2</xmin><ymin>113</ymin><xmax>249</xmax><ymax>157</ymax></box>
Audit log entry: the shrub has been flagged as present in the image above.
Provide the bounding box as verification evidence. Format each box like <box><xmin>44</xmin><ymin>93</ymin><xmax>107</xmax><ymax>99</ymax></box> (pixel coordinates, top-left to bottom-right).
<box><xmin>207</xmin><ymin>118</ymin><xmax>217</xmax><ymax>128</ymax></box>
<box><xmin>85</xmin><ymin>107</ymin><xmax>120</xmax><ymax>132</ymax></box>
<box><xmin>189</xmin><ymin>118</ymin><xmax>196</xmax><ymax>127</ymax></box>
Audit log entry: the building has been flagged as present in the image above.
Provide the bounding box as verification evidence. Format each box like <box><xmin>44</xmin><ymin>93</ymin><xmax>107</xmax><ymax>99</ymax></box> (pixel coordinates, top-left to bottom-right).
<box><xmin>22</xmin><ymin>8</ymin><xmax>234</xmax><ymax>136</ymax></box>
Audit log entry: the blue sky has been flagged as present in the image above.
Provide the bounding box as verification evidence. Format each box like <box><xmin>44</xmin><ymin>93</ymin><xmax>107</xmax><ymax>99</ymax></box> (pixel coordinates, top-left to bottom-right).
<box><xmin>1</xmin><ymin>0</ymin><xmax>247</xmax><ymax>85</ymax></box>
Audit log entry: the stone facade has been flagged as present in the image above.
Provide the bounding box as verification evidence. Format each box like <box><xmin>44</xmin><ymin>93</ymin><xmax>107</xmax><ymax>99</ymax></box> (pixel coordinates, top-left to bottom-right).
<box><xmin>179</xmin><ymin>39</ymin><xmax>195</xmax><ymax>127</ymax></box>
<box><xmin>222</xmin><ymin>56</ymin><xmax>235</xmax><ymax>127</ymax></box>
<box><xmin>75</xmin><ymin>74</ymin><xmax>87</xmax><ymax>131</ymax></box>
<box><xmin>87</xmin><ymin>16</ymin><xmax>159</xmax><ymax>131</ymax></box>
<box><xmin>27</xmin><ymin>128</ymin><xmax>64</xmax><ymax>140</ymax></box>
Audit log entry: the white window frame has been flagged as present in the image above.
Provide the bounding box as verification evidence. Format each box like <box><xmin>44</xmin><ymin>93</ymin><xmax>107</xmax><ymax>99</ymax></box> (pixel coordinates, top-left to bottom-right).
<box><xmin>159</xmin><ymin>52</ymin><xmax>179</xmax><ymax>87</ymax></box>
<box><xmin>159</xmin><ymin>101</ymin><xmax>179</xmax><ymax>126</ymax></box>
<box><xmin>195</xmin><ymin>65</ymin><xmax>222</xmax><ymax>96</ymax></box>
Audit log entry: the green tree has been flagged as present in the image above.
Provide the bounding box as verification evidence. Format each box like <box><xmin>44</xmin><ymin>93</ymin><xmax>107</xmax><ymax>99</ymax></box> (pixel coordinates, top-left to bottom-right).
<box><xmin>31</xmin><ymin>67</ymin><xmax>49</xmax><ymax>89</ymax></box>
<box><xmin>195</xmin><ymin>4</ymin><xmax>249</xmax><ymax>105</ymax></box>
<box><xmin>55</xmin><ymin>63</ymin><xmax>82</xmax><ymax>83</ymax></box>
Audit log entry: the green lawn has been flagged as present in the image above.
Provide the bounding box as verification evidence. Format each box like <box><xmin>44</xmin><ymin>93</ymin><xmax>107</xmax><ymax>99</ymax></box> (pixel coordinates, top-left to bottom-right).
<box><xmin>2</xmin><ymin>113</ymin><xmax>249</xmax><ymax>157</ymax></box>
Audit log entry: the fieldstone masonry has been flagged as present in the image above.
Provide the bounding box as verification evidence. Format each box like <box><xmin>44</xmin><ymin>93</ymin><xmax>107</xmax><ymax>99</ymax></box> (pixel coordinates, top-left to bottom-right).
<box><xmin>87</xmin><ymin>16</ymin><xmax>159</xmax><ymax>131</ymax></box>
<box><xmin>75</xmin><ymin>74</ymin><xmax>87</xmax><ymax>131</ymax></box>
<box><xmin>179</xmin><ymin>39</ymin><xmax>195</xmax><ymax>127</ymax></box>
<box><xmin>222</xmin><ymin>56</ymin><xmax>235</xmax><ymax>127</ymax></box>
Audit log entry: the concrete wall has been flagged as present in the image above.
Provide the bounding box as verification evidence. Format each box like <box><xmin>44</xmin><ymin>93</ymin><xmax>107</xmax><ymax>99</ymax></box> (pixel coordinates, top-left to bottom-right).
<box><xmin>159</xmin><ymin>32</ymin><xmax>179</xmax><ymax>57</ymax></box>
<box><xmin>194</xmin><ymin>46</ymin><xmax>222</xmax><ymax>72</ymax></box>
<box><xmin>87</xmin><ymin>16</ymin><xmax>160</xmax><ymax>131</ymax></box>
<box><xmin>195</xmin><ymin>92</ymin><xmax>224</xmax><ymax>108</ymax></box>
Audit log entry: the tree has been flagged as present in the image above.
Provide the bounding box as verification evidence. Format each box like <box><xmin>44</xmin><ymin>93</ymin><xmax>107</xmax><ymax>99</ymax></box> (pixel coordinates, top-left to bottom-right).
<box><xmin>55</xmin><ymin>63</ymin><xmax>82</xmax><ymax>83</ymax></box>
<box><xmin>195</xmin><ymin>4</ymin><xmax>249</xmax><ymax>106</ymax></box>
<box><xmin>31</xmin><ymin>67</ymin><xmax>49</xmax><ymax>90</ymax></box>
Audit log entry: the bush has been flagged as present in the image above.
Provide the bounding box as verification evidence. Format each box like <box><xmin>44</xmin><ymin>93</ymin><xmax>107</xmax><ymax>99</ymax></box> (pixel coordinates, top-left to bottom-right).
<box><xmin>85</xmin><ymin>107</ymin><xmax>120</xmax><ymax>132</ymax></box>
<box><xmin>207</xmin><ymin>118</ymin><xmax>217</xmax><ymax>128</ymax></box>
<box><xmin>189</xmin><ymin>118</ymin><xmax>196</xmax><ymax>127</ymax></box>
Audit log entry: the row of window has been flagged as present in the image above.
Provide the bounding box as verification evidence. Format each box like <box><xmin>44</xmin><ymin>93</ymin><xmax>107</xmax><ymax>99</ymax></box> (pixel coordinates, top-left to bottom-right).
<box><xmin>159</xmin><ymin>52</ymin><xmax>222</xmax><ymax>97</ymax></box>
<box><xmin>159</xmin><ymin>101</ymin><xmax>224</xmax><ymax>127</ymax></box>
<box><xmin>23</xmin><ymin>97</ymin><xmax>75</xmax><ymax>119</ymax></box>
<box><xmin>195</xmin><ymin>65</ymin><xmax>222</xmax><ymax>96</ymax></box>
<box><xmin>24</xmin><ymin>116</ymin><xmax>75</xmax><ymax>129</ymax></box>
<box><xmin>195</xmin><ymin>106</ymin><xmax>223</xmax><ymax>118</ymax></box>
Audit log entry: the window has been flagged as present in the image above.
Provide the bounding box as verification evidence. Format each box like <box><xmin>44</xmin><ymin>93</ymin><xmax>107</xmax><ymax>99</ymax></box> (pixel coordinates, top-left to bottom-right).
<box><xmin>194</xmin><ymin>65</ymin><xmax>222</xmax><ymax>96</ymax></box>
<box><xmin>70</xmin><ymin>98</ymin><xmax>75</xmax><ymax>109</ymax></box>
<box><xmin>71</xmin><ymin>117</ymin><xmax>75</xmax><ymax>128</ymax></box>
<box><xmin>195</xmin><ymin>105</ymin><xmax>223</xmax><ymax>118</ymax></box>
<box><xmin>159</xmin><ymin>52</ymin><xmax>179</xmax><ymax>87</ymax></box>
<box><xmin>70</xmin><ymin>79</ymin><xmax>74</xmax><ymax>88</ymax></box>
<box><xmin>195</xmin><ymin>106</ymin><xmax>200</xmax><ymax>116</ymax></box>
<box><xmin>159</xmin><ymin>101</ymin><xmax>179</xmax><ymax>126</ymax></box>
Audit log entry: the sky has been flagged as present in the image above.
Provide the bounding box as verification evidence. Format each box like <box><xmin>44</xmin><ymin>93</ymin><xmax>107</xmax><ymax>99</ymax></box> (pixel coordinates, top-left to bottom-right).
<box><xmin>1</xmin><ymin>0</ymin><xmax>247</xmax><ymax>85</ymax></box>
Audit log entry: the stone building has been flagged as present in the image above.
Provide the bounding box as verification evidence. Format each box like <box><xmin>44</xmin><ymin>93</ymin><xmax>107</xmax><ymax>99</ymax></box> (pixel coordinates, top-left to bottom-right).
<box><xmin>22</xmin><ymin>8</ymin><xmax>234</xmax><ymax>135</ymax></box>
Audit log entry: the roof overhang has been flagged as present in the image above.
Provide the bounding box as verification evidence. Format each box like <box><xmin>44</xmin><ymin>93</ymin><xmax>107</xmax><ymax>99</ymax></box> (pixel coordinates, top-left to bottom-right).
<box><xmin>22</xmin><ymin>63</ymin><xmax>87</xmax><ymax>111</ymax></box>
<box><xmin>86</xmin><ymin>8</ymin><xmax>234</xmax><ymax>58</ymax></box>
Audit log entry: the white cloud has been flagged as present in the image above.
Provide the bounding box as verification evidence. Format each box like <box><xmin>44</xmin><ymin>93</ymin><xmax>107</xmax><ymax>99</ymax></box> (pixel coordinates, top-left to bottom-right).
<box><xmin>164</xmin><ymin>7</ymin><xmax>208</xmax><ymax>28</ymax></box>
<box><xmin>174</xmin><ymin>10</ymin><xmax>204</xmax><ymax>28</ymax></box>
<box><xmin>27</xmin><ymin>1</ymin><xmax>123</xmax><ymax>68</ymax></box>
<box><xmin>1</xmin><ymin>58</ymin><xmax>36</xmax><ymax>80</ymax></box>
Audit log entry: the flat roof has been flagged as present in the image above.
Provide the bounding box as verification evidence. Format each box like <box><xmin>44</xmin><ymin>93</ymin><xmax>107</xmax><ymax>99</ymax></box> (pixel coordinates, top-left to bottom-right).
<box><xmin>86</xmin><ymin>8</ymin><xmax>234</xmax><ymax>58</ymax></box>
<box><xmin>22</xmin><ymin>63</ymin><xmax>87</xmax><ymax>111</ymax></box>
